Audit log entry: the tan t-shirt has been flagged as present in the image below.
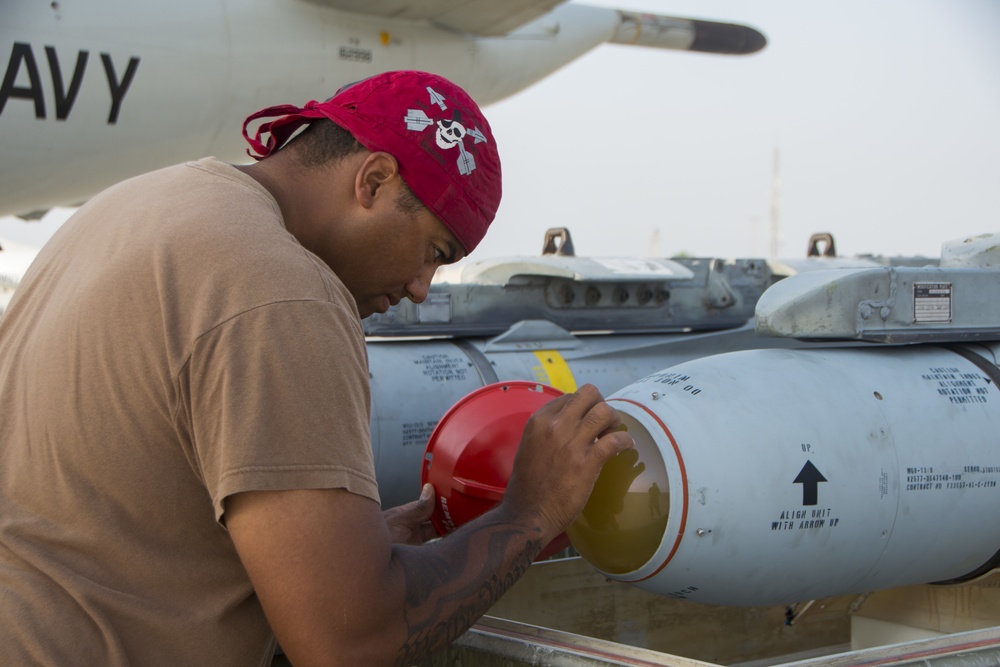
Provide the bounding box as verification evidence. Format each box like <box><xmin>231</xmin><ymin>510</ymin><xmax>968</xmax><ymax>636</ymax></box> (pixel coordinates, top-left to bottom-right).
<box><xmin>0</xmin><ymin>158</ymin><xmax>379</xmax><ymax>665</ymax></box>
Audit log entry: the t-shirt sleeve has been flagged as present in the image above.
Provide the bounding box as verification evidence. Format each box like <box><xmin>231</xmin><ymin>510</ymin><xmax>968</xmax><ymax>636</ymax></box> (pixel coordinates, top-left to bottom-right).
<box><xmin>179</xmin><ymin>298</ymin><xmax>380</xmax><ymax>522</ymax></box>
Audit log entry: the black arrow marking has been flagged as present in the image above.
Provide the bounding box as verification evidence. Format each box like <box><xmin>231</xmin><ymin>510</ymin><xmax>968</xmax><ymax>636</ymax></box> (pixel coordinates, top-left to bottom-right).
<box><xmin>794</xmin><ymin>460</ymin><xmax>827</xmax><ymax>506</ymax></box>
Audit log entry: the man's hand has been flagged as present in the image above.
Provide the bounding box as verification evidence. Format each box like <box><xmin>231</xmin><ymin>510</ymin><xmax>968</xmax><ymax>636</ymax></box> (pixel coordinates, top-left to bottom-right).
<box><xmin>384</xmin><ymin>483</ymin><xmax>437</xmax><ymax>545</ymax></box>
<box><xmin>503</xmin><ymin>384</ymin><xmax>635</xmax><ymax>544</ymax></box>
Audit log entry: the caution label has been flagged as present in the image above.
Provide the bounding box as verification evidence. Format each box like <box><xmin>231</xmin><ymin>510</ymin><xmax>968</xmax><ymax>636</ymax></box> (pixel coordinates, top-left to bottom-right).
<box><xmin>412</xmin><ymin>353</ymin><xmax>470</xmax><ymax>382</ymax></box>
<box><xmin>919</xmin><ymin>366</ymin><xmax>992</xmax><ymax>405</ymax></box>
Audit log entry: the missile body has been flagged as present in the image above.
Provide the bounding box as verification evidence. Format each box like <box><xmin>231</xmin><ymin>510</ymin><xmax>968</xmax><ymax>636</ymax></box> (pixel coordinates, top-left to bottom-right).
<box><xmin>571</xmin><ymin>344</ymin><xmax>1000</xmax><ymax>606</ymax></box>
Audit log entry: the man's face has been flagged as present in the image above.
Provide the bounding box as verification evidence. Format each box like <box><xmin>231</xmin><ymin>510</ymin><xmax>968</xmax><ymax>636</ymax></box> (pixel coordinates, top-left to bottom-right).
<box><xmin>330</xmin><ymin>195</ymin><xmax>465</xmax><ymax>319</ymax></box>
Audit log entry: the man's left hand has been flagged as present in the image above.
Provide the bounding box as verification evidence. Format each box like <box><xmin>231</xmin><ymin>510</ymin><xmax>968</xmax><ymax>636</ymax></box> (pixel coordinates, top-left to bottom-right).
<box><xmin>383</xmin><ymin>483</ymin><xmax>438</xmax><ymax>545</ymax></box>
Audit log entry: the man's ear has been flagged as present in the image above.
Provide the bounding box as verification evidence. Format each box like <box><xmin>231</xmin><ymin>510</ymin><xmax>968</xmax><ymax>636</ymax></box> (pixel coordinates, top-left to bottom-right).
<box><xmin>355</xmin><ymin>152</ymin><xmax>401</xmax><ymax>209</ymax></box>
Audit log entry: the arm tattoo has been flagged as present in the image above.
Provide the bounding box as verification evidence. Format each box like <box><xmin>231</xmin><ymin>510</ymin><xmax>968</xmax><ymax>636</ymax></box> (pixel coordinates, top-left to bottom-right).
<box><xmin>394</xmin><ymin>519</ymin><xmax>543</xmax><ymax>664</ymax></box>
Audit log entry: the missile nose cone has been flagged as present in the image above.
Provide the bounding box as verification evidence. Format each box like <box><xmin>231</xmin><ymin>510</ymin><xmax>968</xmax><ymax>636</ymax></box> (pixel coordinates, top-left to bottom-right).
<box><xmin>567</xmin><ymin>412</ymin><xmax>670</xmax><ymax>575</ymax></box>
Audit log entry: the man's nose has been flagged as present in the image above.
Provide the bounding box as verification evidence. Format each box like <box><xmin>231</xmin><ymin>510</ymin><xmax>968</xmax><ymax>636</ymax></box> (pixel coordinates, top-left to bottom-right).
<box><xmin>405</xmin><ymin>264</ymin><xmax>437</xmax><ymax>304</ymax></box>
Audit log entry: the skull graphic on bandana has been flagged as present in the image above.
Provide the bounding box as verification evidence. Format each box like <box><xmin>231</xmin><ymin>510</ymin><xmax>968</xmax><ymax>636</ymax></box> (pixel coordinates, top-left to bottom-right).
<box><xmin>404</xmin><ymin>87</ymin><xmax>488</xmax><ymax>176</ymax></box>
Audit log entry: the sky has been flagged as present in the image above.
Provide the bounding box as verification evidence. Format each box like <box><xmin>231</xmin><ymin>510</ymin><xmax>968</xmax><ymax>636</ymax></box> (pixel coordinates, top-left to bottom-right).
<box><xmin>3</xmin><ymin>0</ymin><xmax>999</xmax><ymax>263</ymax></box>
<box><xmin>479</xmin><ymin>0</ymin><xmax>1000</xmax><ymax>262</ymax></box>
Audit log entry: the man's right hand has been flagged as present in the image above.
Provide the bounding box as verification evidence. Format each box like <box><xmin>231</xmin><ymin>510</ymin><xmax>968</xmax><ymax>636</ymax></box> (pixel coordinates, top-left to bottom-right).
<box><xmin>502</xmin><ymin>383</ymin><xmax>635</xmax><ymax>546</ymax></box>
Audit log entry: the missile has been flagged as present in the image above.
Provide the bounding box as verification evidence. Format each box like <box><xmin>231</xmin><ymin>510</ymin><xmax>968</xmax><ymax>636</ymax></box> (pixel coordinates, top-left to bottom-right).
<box><xmin>422</xmin><ymin>343</ymin><xmax>1000</xmax><ymax>606</ymax></box>
<box><xmin>583</xmin><ymin>344</ymin><xmax>1000</xmax><ymax>605</ymax></box>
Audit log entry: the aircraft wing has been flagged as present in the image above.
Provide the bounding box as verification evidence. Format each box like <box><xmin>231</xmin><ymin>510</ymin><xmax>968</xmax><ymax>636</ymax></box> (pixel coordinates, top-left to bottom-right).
<box><xmin>310</xmin><ymin>0</ymin><xmax>565</xmax><ymax>36</ymax></box>
<box><xmin>309</xmin><ymin>0</ymin><xmax>765</xmax><ymax>54</ymax></box>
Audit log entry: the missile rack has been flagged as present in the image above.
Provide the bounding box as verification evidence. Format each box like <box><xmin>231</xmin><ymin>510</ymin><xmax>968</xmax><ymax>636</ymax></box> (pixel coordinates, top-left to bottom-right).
<box><xmin>367</xmin><ymin>229</ymin><xmax>1000</xmax><ymax>347</ymax></box>
<box><xmin>364</xmin><ymin>227</ymin><xmax>782</xmax><ymax>338</ymax></box>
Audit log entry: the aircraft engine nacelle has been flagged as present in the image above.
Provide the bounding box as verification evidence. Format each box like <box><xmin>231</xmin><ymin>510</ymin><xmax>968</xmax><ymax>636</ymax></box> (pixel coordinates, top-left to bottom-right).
<box><xmin>574</xmin><ymin>344</ymin><xmax>1000</xmax><ymax>606</ymax></box>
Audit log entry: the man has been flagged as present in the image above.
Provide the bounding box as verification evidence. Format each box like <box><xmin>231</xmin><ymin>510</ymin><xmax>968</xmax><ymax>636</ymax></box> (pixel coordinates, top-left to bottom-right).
<box><xmin>0</xmin><ymin>70</ymin><xmax>633</xmax><ymax>666</ymax></box>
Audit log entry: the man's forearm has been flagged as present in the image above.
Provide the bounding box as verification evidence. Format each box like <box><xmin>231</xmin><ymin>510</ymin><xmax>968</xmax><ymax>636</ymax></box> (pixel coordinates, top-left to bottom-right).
<box><xmin>391</xmin><ymin>509</ymin><xmax>545</xmax><ymax>664</ymax></box>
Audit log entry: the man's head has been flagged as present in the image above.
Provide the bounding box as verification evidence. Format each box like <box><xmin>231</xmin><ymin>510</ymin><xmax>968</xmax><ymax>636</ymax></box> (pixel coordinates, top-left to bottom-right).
<box><xmin>243</xmin><ymin>71</ymin><xmax>502</xmax><ymax>255</ymax></box>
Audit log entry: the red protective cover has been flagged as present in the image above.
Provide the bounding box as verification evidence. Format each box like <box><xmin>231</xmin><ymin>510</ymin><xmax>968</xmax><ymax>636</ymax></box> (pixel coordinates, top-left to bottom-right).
<box><xmin>422</xmin><ymin>381</ymin><xmax>570</xmax><ymax>557</ymax></box>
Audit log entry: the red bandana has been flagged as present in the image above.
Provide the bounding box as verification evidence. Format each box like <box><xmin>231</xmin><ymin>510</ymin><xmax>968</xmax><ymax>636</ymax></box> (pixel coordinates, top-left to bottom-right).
<box><xmin>243</xmin><ymin>71</ymin><xmax>502</xmax><ymax>253</ymax></box>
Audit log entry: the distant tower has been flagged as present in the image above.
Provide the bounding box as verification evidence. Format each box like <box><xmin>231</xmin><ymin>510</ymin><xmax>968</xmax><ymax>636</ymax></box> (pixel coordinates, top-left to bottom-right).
<box><xmin>769</xmin><ymin>146</ymin><xmax>782</xmax><ymax>258</ymax></box>
<box><xmin>649</xmin><ymin>227</ymin><xmax>661</xmax><ymax>257</ymax></box>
